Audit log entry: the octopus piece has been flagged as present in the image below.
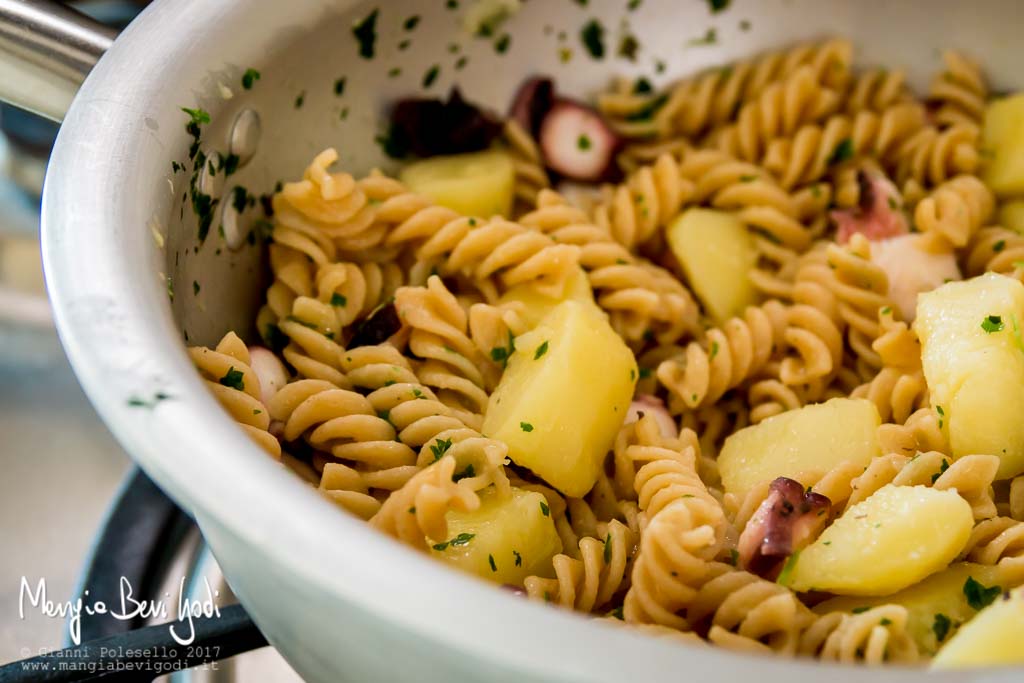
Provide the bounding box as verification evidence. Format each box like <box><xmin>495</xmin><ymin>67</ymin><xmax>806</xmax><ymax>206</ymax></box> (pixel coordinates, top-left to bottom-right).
<box><xmin>737</xmin><ymin>476</ymin><xmax>832</xmax><ymax>580</ymax></box>
<box><xmin>247</xmin><ymin>345</ymin><xmax>289</xmax><ymax>406</ymax></box>
<box><xmin>870</xmin><ymin>234</ymin><xmax>961</xmax><ymax>322</ymax></box>
<box><xmin>832</xmin><ymin>170</ymin><xmax>909</xmax><ymax>244</ymax></box>
<box><xmin>625</xmin><ymin>394</ymin><xmax>678</xmax><ymax>440</ymax></box>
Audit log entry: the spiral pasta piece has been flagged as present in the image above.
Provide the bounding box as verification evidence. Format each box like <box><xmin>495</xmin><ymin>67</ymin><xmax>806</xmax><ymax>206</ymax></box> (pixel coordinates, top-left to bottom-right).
<box><xmin>598</xmin><ymin>39</ymin><xmax>852</xmax><ymax>143</ymax></box>
<box><xmin>656</xmin><ymin>302</ymin><xmax>788</xmax><ymax>411</ymax></box>
<box><xmin>288</xmin><ymin>260</ymin><xmax>403</xmax><ymax>340</ymax></box>
<box><xmin>524</xmin><ymin>519</ymin><xmax>635</xmax><ymax>613</ymax></box>
<box><xmin>876</xmin><ymin>407</ymin><xmax>950</xmax><ymax>457</ymax></box>
<box><xmin>501</xmin><ymin>119</ymin><xmax>550</xmax><ymax>208</ymax></box>
<box><xmin>394</xmin><ymin>276</ymin><xmax>494</xmax><ymax>430</ymax></box>
<box><xmin>762</xmin><ymin>104</ymin><xmax>926</xmax><ymax>190</ymax></box>
<box><xmin>843</xmin><ymin>67</ymin><xmax>913</xmax><ymax>114</ymax></box>
<box><xmin>913</xmin><ymin>174</ymin><xmax>994</xmax><ymax>249</ymax></box>
<box><xmin>189</xmin><ymin>332</ymin><xmax>281</xmax><ymax>458</ymax></box>
<box><xmin>823</xmin><ymin>235</ymin><xmax>893</xmax><ymax>373</ymax></box>
<box><xmin>710</xmin><ymin>66</ymin><xmax>843</xmax><ymax>164</ymax></box>
<box><xmin>687</xmin><ymin>563</ymin><xmax>815</xmax><ymax>655</ymax></box>
<box><xmin>892</xmin><ymin>123</ymin><xmax>981</xmax><ymax>190</ymax></box>
<box><xmin>928</xmin><ymin>51</ymin><xmax>988</xmax><ymax>130</ymax></box>
<box><xmin>959</xmin><ymin>517</ymin><xmax>1024</xmax><ymax>574</ymax></box>
<box><xmin>963</xmin><ymin>226</ymin><xmax>1024</xmax><ymax>277</ymax></box>
<box><xmin>852</xmin><ymin>366</ymin><xmax>929</xmax><ymax>424</ymax></box>
<box><xmin>800</xmin><ymin>605</ymin><xmax>919</xmax><ymax>664</ymax></box>
<box><xmin>521</xmin><ymin>189</ymin><xmax>700</xmax><ymax>346</ymax></box>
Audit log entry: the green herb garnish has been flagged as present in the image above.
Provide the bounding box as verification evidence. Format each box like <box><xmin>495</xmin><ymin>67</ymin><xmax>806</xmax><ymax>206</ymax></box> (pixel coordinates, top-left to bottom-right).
<box><xmin>488</xmin><ymin>554</ymin><xmax>497</xmax><ymax>572</ymax></box>
<box><xmin>241</xmin><ymin>68</ymin><xmax>260</xmax><ymax>90</ymax></box>
<box><xmin>534</xmin><ymin>341</ymin><xmax>549</xmax><ymax>360</ymax></box>
<box><xmin>403</xmin><ymin>15</ymin><xmax>420</xmax><ymax>31</ymax></box>
<box><xmin>580</xmin><ymin>19</ymin><xmax>605</xmax><ymax>59</ymax></box>
<box><xmin>331</xmin><ymin>293</ymin><xmax>348</xmax><ymax>307</ymax></box>
<box><xmin>603</xmin><ymin>533</ymin><xmax>612</xmax><ymax>563</ymax></box>
<box><xmin>931</xmin><ymin>459</ymin><xmax>950</xmax><ymax>484</ymax></box>
<box><xmin>334</xmin><ymin>77</ymin><xmax>347</xmax><ymax>96</ymax></box>
<box><xmin>520</xmin><ymin>422</ymin><xmax>534</xmax><ymax>432</ymax></box>
<box><xmin>422</xmin><ymin>65</ymin><xmax>440</xmax><ymax>88</ymax></box>
<box><xmin>513</xmin><ymin>549</ymin><xmax>522</xmax><ymax>566</ymax></box>
<box><xmin>430</xmin><ymin>437</ymin><xmax>453</xmax><ymax>461</ymax></box>
<box><xmin>219</xmin><ymin>367</ymin><xmax>245</xmax><ymax>391</ymax></box>
<box><xmin>352</xmin><ymin>9</ymin><xmax>379</xmax><ymax>59</ymax></box>
<box><xmin>540</xmin><ymin>501</ymin><xmax>550</xmax><ymax>517</ymax></box>
<box><xmin>963</xmin><ymin>576</ymin><xmax>1002</xmax><ymax>611</ymax></box>
<box><xmin>829</xmin><ymin>138</ymin><xmax>855</xmax><ymax>165</ymax></box>
<box><xmin>432</xmin><ymin>532</ymin><xmax>475</xmax><ymax>551</ymax></box>
<box><xmin>982</xmin><ymin>315</ymin><xmax>1004</xmax><ymax>333</ymax></box>
<box><xmin>932</xmin><ymin>613</ymin><xmax>952</xmax><ymax>643</ymax></box>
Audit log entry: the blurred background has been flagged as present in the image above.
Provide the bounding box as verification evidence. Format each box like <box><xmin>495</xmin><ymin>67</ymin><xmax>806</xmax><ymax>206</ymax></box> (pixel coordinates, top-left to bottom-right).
<box><xmin>0</xmin><ymin>0</ymin><xmax>146</xmax><ymax>664</ymax></box>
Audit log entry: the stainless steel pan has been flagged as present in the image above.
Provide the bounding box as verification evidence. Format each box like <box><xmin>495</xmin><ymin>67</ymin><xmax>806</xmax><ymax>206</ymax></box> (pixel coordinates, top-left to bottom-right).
<box><xmin>2</xmin><ymin>0</ymin><xmax>1020</xmax><ymax>680</ymax></box>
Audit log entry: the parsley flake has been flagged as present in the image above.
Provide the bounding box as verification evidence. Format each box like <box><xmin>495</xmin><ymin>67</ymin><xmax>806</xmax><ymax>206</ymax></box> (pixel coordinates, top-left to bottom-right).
<box><xmin>932</xmin><ymin>613</ymin><xmax>952</xmax><ymax>643</ymax></box>
<box><xmin>241</xmin><ymin>68</ymin><xmax>261</xmax><ymax>90</ymax></box>
<box><xmin>981</xmin><ymin>315</ymin><xmax>1004</xmax><ymax>333</ymax></box>
<box><xmin>603</xmin><ymin>533</ymin><xmax>612</xmax><ymax>563</ymax></box>
<box><xmin>430</xmin><ymin>437</ymin><xmax>453</xmax><ymax>461</ymax></box>
<box><xmin>540</xmin><ymin>501</ymin><xmax>550</xmax><ymax>517</ymax></box>
<box><xmin>534</xmin><ymin>341</ymin><xmax>549</xmax><ymax>360</ymax></box>
<box><xmin>432</xmin><ymin>532</ymin><xmax>475</xmax><ymax>551</ymax></box>
<box><xmin>331</xmin><ymin>293</ymin><xmax>348</xmax><ymax>307</ymax></box>
<box><xmin>580</xmin><ymin>19</ymin><xmax>605</xmax><ymax>59</ymax></box>
<box><xmin>488</xmin><ymin>554</ymin><xmax>497</xmax><ymax>572</ymax></box>
<box><xmin>931</xmin><ymin>459</ymin><xmax>949</xmax><ymax>484</ymax></box>
<box><xmin>963</xmin><ymin>576</ymin><xmax>1002</xmax><ymax>611</ymax></box>
<box><xmin>520</xmin><ymin>422</ymin><xmax>534</xmax><ymax>432</ymax></box>
<box><xmin>219</xmin><ymin>367</ymin><xmax>245</xmax><ymax>391</ymax></box>
<box><xmin>513</xmin><ymin>549</ymin><xmax>522</xmax><ymax>566</ymax></box>
<box><xmin>829</xmin><ymin>138</ymin><xmax>855</xmax><ymax>165</ymax></box>
<box><xmin>352</xmin><ymin>9</ymin><xmax>379</xmax><ymax>59</ymax></box>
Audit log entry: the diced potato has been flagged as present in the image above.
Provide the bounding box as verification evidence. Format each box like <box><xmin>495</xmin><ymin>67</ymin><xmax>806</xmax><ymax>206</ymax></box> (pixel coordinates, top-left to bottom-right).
<box><xmin>783</xmin><ymin>485</ymin><xmax>973</xmax><ymax>596</ymax></box>
<box><xmin>432</xmin><ymin>486</ymin><xmax>562</xmax><ymax>586</ymax></box>
<box><xmin>998</xmin><ymin>198</ymin><xmax>1024</xmax><ymax>234</ymax></box>
<box><xmin>718</xmin><ymin>398</ymin><xmax>881</xmax><ymax>498</ymax></box>
<box><xmin>982</xmin><ymin>94</ymin><xmax>1024</xmax><ymax>198</ymax></box>
<box><xmin>483</xmin><ymin>301</ymin><xmax>637</xmax><ymax>496</ymax></box>
<box><xmin>932</xmin><ymin>587</ymin><xmax>1024</xmax><ymax>668</ymax></box>
<box><xmin>499</xmin><ymin>268</ymin><xmax>594</xmax><ymax>330</ymax></box>
<box><xmin>915</xmin><ymin>273</ymin><xmax>1024</xmax><ymax>479</ymax></box>
<box><xmin>399</xmin><ymin>149</ymin><xmax>514</xmax><ymax>218</ymax></box>
<box><xmin>815</xmin><ymin>563</ymin><xmax>1014</xmax><ymax>656</ymax></box>
<box><xmin>667</xmin><ymin>208</ymin><xmax>757</xmax><ymax>324</ymax></box>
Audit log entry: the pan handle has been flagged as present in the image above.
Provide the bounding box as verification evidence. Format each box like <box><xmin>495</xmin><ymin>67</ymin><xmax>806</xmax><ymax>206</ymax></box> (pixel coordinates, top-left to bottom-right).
<box><xmin>0</xmin><ymin>0</ymin><xmax>116</xmax><ymax>122</ymax></box>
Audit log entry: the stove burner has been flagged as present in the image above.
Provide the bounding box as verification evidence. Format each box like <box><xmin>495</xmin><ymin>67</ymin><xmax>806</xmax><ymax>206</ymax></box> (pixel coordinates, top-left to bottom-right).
<box><xmin>0</xmin><ymin>469</ymin><xmax>268</xmax><ymax>681</ymax></box>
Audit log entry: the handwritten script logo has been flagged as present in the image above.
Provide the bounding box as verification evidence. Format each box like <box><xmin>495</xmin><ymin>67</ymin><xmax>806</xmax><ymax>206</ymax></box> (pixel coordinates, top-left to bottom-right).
<box><xmin>19</xmin><ymin>576</ymin><xmax>221</xmax><ymax>646</ymax></box>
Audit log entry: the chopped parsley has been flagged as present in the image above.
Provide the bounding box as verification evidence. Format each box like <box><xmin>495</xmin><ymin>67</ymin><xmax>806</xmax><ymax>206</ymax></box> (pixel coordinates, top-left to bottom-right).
<box><xmin>126</xmin><ymin>392</ymin><xmax>172</xmax><ymax>409</ymax></box>
<box><xmin>513</xmin><ymin>549</ymin><xmax>523</xmax><ymax>566</ymax></box>
<box><xmin>263</xmin><ymin>323</ymin><xmax>288</xmax><ymax>353</ymax></box>
<box><xmin>490</xmin><ymin>331</ymin><xmax>516</xmax><ymax>368</ymax></box>
<box><xmin>488</xmin><ymin>554</ymin><xmax>497</xmax><ymax>572</ymax></box>
<box><xmin>706</xmin><ymin>0</ymin><xmax>730</xmax><ymax>12</ymax></box>
<box><xmin>829</xmin><ymin>138</ymin><xmax>855</xmax><ymax>165</ymax></box>
<box><xmin>710</xmin><ymin>341</ymin><xmax>719</xmax><ymax>359</ymax></box>
<box><xmin>981</xmin><ymin>314</ymin><xmax>1004</xmax><ymax>333</ymax></box>
<box><xmin>776</xmin><ymin>550</ymin><xmax>801</xmax><ymax>586</ymax></box>
<box><xmin>603</xmin><ymin>533</ymin><xmax>612</xmax><ymax>563</ymax></box>
<box><xmin>627</xmin><ymin>0</ymin><xmax>642</xmax><ymax>9</ymax></box>
<box><xmin>963</xmin><ymin>576</ymin><xmax>1002</xmax><ymax>611</ymax></box>
<box><xmin>739</xmin><ymin>18</ymin><xmax>751</xmax><ymax>30</ymax></box>
<box><xmin>454</xmin><ymin>463</ymin><xmax>475</xmax><ymax>481</ymax></box>
<box><xmin>352</xmin><ymin>9</ymin><xmax>379</xmax><ymax>59</ymax></box>
<box><xmin>540</xmin><ymin>501</ymin><xmax>550</xmax><ymax>517</ymax></box>
<box><xmin>422</xmin><ymin>65</ymin><xmax>440</xmax><ymax>88</ymax></box>
<box><xmin>375</xmin><ymin>125</ymin><xmax>409</xmax><ymax>159</ymax></box>
<box><xmin>625</xmin><ymin>93</ymin><xmax>668</xmax><ymax>122</ymax></box>
<box><xmin>851</xmin><ymin>606</ymin><xmax>871</xmax><ymax>614</ymax></box>
<box><xmin>430</xmin><ymin>437</ymin><xmax>453</xmax><ymax>461</ymax></box>
<box><xmin>330</xmin><ymin>293</ymin><xmax>348</xmax><ymax>307</ymax></box>
<box><xmin>728</xmin><ymin>548</ymin><xmax>739</xmax><ymax>566</ymax></box>
<box><xmin>334</xmin><ymin>77</ymin><xmax>346</xmax><ymax>96</ymax></box>
<box><xmin>580</xmin><ymin>19</ymin><xmax>606</xmax><ymax>59</ymax></box>
<box><xmin>241</xmin><ymin>68</ymin><xmax>260</xmax><ymax>90</ymax></box>
<box><xmin>432</xmin><ymin>532</ymin><xmax>475</xmax><ymax>551</ymax></box>
<box><xmin>931</xmin><ymin>459</ymin><xmax>950</xmax><ymax>484</ymax></box>
<box><xmin>219</xmin><ymin>367</ymin><xmax>245</xmax><ymax>391</ymax></box>
<box><xmin>932</xmin><ymin>613</ymin><xmax>952</xmax><ymax>643</ymax></box>
<box><xmin>687</xmin><ymin>28</ymin><xmax>718</xmax><ymax>46</ymax></box>
<box><xmin>294</xmin><ymin>91</ymin><xmax>306</xmax><ymax>109</ymax></box>
<box><xmin>181</xmin><ymin>107</ymin><xmax>211</xmax><ymax>126</ymax></box>
<box><xmin>403</xmin><ymin>15</ymin><xmax>420</xmax><ymax>31</ymax></box>
<box><xmin>534</xmin><ymin>341</ymin><xmax>549</xmax><ymax>360</ymax></box>
<box><xmin>639</xmin><ymin>367</ymin><xmax>652</xmax><ymax>379</ymax></box>
<box><xmin>994</xmin><ymin>239</ymin><xmax>1007</xmax><ymax>252</ymax></box>
<box><xmin>739</xmin><ymin>174</ymin><xmax>758</xmax><ymax>182</ymax></box>
<box><xmin>633</xmin><ymin>77</ymin><xmax>653</xmax><ymax>94</ymax></box>
<box><xmin>193</xmin><ymin>281</ymin><xmax>200</xmax><ymax>296</ymax></box>
<box><xmin>609</xmin><ymin>605</ymin><xmax>624</xmax><ymax>620</ymax></box>
<box><xmin>577</xmin><ymin>134</ymin><xmax>592</xmax><ymax>150</ymax></box>
<box><xmin>617</xmin><ymin>33</ymin><xmax>639</xmax><ymax>61</ymax></box>
<box><xmin>881</xmin><ymin>306</ymin><xmax>892</xmax><ymax>315</ymax></box>
<box><xmin>880</xmin><ymin>618</ymin><xmax>893</xmax><ymax>626</ymax></box>
<box><xmin>520</xmin><ymin>422</ymin><xmax>534</xmax><ymax>432</ymax></box>
<box><xmin>495</xmin><ymin>34</ymin><xmax>511</xmax><ymax>54</ymax></box>
<box><xmin>412</xmin><ymin>388</ymin><xmax>424</xmax><ymax>399</ymax></box>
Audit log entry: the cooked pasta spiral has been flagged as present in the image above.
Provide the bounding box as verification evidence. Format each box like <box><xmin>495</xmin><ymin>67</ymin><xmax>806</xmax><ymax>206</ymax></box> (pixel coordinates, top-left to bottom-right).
<box><xmin>928</xmin><ymin>51</ymin><xmax>988</xmax><ymax>130</ymax></box>
<box><xmin>687</xmin><ymin>563</ymin><xmax>815</xmax><ymax>655</ymax></box>
<box><xmin>963</xmin><ymin>226</ymin><xmax>1024</xmax><ymax>277</ymax></box>
<box><xmin>501</xmin><ymin>119</ymin><xmax>550</xmax><ymax>208</ymax></box>
<box><xmin>656</xmin><ymin>302</ymin><xmax>788</xmax><ymax>411</ymax></box>
<box><xmin>800</xmin><ymin>605</ymin><xmax>919</xmax><ymax>664</ymax></box>
<box><xmin>959</xmin><ymin>517</ymin><xmax>1024</xmax><ymax>573</ymax></box>
<box><xmin>394</xmin><ymin>276</ymin><xmax>494</xmax><ymax>429</ymax></box>
<box><xmin>824</xmin><ymin>235</ymin><xmax>893</xmax><ymax>373</ymax></box>
<box><xmin>843</xmin><ymin>67</ymin><xmax>912</xmax><ymax>114</ymax></box>
<box><xmin>892</xmin><ymin>123</ymin><xmax>981</xmax><ymax>190</ymax></box>
<box><xmin>913</xmin><ymin>174</ymin><xmax>995</xmax><ymax>249</ymax></box>
<box><xmin>523</xmin><ymin>519</ymin><xmax>634</xmax><ymax>613</ymax></box>
<box><xmin>189</xmin><ymin>331</ymin><xmax>281</xmax><ymax>458</ymax></box>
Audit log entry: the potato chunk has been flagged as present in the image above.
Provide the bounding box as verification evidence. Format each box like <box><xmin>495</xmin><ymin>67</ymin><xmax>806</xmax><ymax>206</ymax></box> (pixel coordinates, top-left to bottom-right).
<box><xmin>399</xmin><ymin>149</ymin><xmax>514</xmax><ymax>218</ymax></box>
<box><xmin>718</xmin><ymin>398</ymin><xmax>881</xmax><ymax>498</ymax></box>
<box><xmin>981</xmin><ymin>93</ymin><xmax>1024</xmax><ymax>198</ymax></box>
<box><xmin>482</xmin><ymin>301</ymin><xmax>637</xmax><ymax>496</ymax></box>
<box><xmin>815</xmin><ymin>563</ymin><xmax>1015</xmax><ymax>656</ymax></box>
<box><xmin>915</xmin><ymin>273</ymin><xmax>1024</xmax><ymax>479</ymax></box>
<box><xmin>499</xmin><ymin>268</ymin><xmax>594</xmax><ymax>330</ymax></box>
<box><xmin>667</xmin><ymin>208</ymin><xmax>757</xmax><ymax>324</ymax></box>
<box><xmin>783</xmin><ymin>485</ymin><xmax>973</xmax><ymax>596</ymax></box>
<box><xmin>932</xmin><ymin>587</ymin><xmax>1024</xmax><ymax>668</ymax></box>
<box><xmin>432</xmin><ymin>486</ymin><xmax>562</xmax><ymax>586</ymax></box>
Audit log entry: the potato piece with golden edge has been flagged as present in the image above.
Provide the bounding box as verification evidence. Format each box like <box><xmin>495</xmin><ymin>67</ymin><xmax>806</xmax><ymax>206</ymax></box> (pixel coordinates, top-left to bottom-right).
<box><xmin>998</xmin><ymin>199</ymin><xmax>1024</xmax><ymax>234</ymax></box>
<box><xmin>932</xmin><ymin>587</ymin><xmax>1024</xmax><ymax>668</ymax></box>
<box><xmin>915</xmin><ymin>273</ymin><xmax>1024</xmax><ymax>479</ymax></box>
<box><xmin>982</xmin><ymin>94</ymin><xmax>1024</xmax><ymax>198</ymax></box>
<box><xmin>815</xmin><ymin>563</ymin><xmax>1019</xmax><ymax>656</ymax></box>
<box><xmin>718</xmin><ymin>398</ymin><xmax>881</xmax><ymax>499</ymax></box>
<box><xmin>483</xmin><ymin>301</ymin><xmax>637</xmax><ymax>496</ymax></box>
<box><xmin>782</xmin><ymin>485</ymin><xmax>973</xmax><ymax>596</ymax></box>
<box><xmin>499</xmin><ymin>268</ymin><xmax>594</xmax><ymax>330</ymax></box>
<box><xmin>431</xmin><ymin>486</ymin><xmax>562</xmax><ymax>586</ymax></box>
<box><xmin>666</xmin><ymin>208</ymin><xmax>757</xmax><ymax>324</ymax></box>
<box><xmin>399</xmin><ymin>149</ymin><xmax>514</xmax><ymax>218</ymax></box>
